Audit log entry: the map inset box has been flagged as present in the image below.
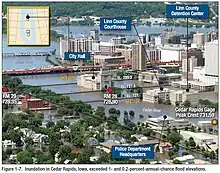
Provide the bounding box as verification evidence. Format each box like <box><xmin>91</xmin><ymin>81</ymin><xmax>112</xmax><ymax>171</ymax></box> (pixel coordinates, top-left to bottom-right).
<box><xmin>7</xmin><ymin>6</ymin><xmax>50</xmax><ymax>46</ymax></box>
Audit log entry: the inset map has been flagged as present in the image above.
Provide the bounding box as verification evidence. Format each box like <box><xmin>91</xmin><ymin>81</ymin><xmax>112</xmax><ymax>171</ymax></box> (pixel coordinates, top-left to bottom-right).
<box><xmin>7</xmin><ymin>6</ymin><xmax>50</xmax><ymax>46</ymax></box>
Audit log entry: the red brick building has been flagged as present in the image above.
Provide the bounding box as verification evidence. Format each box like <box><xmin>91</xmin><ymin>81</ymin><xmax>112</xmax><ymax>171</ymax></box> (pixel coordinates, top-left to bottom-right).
<box><xmin>21</xmin><ymin>95</ymin><xmax>50</xmax><ymax>111</ymax></box>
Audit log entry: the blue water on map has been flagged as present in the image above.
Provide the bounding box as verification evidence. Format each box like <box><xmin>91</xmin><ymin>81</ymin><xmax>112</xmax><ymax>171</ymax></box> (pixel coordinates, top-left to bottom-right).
<box><xmin>20</xmin><ymin>9</ymin><xmax>36</xmax><ymax>44</ymax></box>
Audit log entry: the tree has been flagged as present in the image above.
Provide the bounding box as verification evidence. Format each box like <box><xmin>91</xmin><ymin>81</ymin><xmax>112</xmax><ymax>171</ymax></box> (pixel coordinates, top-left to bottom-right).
<box><xmin>184</xmin><ymin>140</ymin><xmax>189</xmax><ymax>149</ymax></box>
<box><xmin>24</xmin><ymin>137</ymin><xmax>34</xmax><ymax>146</ymax></box>
<box><xmin>155</xmin><ymin>145</ymin><xmax>160</xmax><ymax>153</ymax></box>
<box><xmin>124</xmin><ymin>111</ymin><xmax>128</xmax><ymax>116</ymax></box>
<box><xmin>140</xmin><ymin>159</ymin><xmax>150</xmax><ymax>164</ymax></box>
<box><xmin>173</xmin><ymin>159</ymin><xmax>182</xmax><ymax>164</ymax></box>
<box><xmin>173</xmin><ymin>144</ymin><xmax>180</xmax><ymax>152</ymax></box>
<box><xmin>109</xmin><ymin>108</ymin><xmax>116</xmax><ymax>114</ymax></box>
<box><xmin>167</xmin><ymin>132</ymin><xmax>183</xmax><ymax>146</ymax></box>
<box><xmin>190</xmin><ymin>126</ymin><xmax>195</xmax><ymax>132</ymax></box>
<box><xmin>183</xmin><ymin>100</ymin><xmax>191</xmax><ymax>107</ymax></box>
<box><xmin>203</xmin><ymin>150</ymin><xmax>210</xmax><ymax>159</ymax></box>
<box><xmin>46</xmin><ymin>121</ymin><xmax>55</xmax><ymax>128</ymax></box>
<box><xmin>209</xmin><ymin>151</ymin><xmax>216</xmax><ymax>162</ymax></box>
<box><xmin>98</xmin><ymin>152</ymin><xmax>110</xmax><ymax>163</ymax></box>
<box><xmin>77</xmin><ymin>148</ymin><xmax>93</xmax><ymax>164</ymax></box>
<box><xmin>59</xmin><ymin>145</ymin><xmax>72</xmax><ymax>161</ymax></box>
<box><xmin>129</xmin><ymin>110</ymin><xmax>135</xmax><ymax>117</ymax></box>
<box><xmin>167</xmin><ymin>128</ymin><xmax>171</xmax><ymax>133</ymax></box>
<box><xmin>189</xmin><ymin>138</ymin><xmax>196</xmax><ymax>148</ymax></box>
<box><xmin>130</xmin><ymin>136</ymin><xmax>138</xmax><ymax>142</ymax></box>
<box><xmin>201</xmin><ymin>147</ymin><xmax>206</xmax><ymax>153</ymax></box>
<box><xmin>162</xmin><ymin>135</ymin><xmax>166</xmax><ymax>139</ymax></box>
<box><xmin>182</xmin><ymin>152</ymin><xmax>189</xmax><ymax>156</ymax></box>
<box><xmin>17</xmin><ymin>151</ymin><xmax>33</xmax><ymax>164</ymax></box>
<box><xmin>37</xmin><ymin>154</ymin><xmax>54</xmax><ymax>164</ymax></box>
<box><xmin>158</xmin><ymin>98</ymin><xmax>163</xmax><ymax>104</ymax></box>
<box><xmin>173</xmin><ymin>128</ymin><xmax>178</xmax><ymax>132</ymax></box>
<box><xmin>175</xmin><ymin>101</ymin><xmax>179</xmax><ymax>106</ymax></box>
<box><xmin>116</xmin><ymin>110</ymin><xmax>120</xmax><ymax>115</ymax></box>
<box><xmin>215</xmin><ymin>148</ymin><xmax>218</xmax><ymax>155</ymax></box>
<box><xmin>168</xmin><ymin>150</ymin><xmax>175</xmax><ymax>158</ymax></box>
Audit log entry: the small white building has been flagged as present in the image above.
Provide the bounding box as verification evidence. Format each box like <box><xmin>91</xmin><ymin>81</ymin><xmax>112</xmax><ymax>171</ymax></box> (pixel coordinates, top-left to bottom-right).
<box><xmin>9</xmin><ymin>154</ymin><xmax>17</xmax><ymax>161</ymax></box>
<box><xmin>145</xmin><ymin>115</ymin><xmax>191</xmax><ymax>130</ymax></box>
<box><xmin>55</xmin><ymin>152</ymin><xmax>61</xmax><ymax>163</ymax></box>
<box><xmin>2</xmin><ymin>140</ymin><xmax>16</xmax><ymax>151</ymax></box>
<box><xmin>197</xmin><ymin>121</ymin><xmax>214</xmax><ymax>131</ymax></box>
<box><xmin>143</xmin><ymin>88</ymin><xmax>170</xmax><ymax>103</ymax></box>
<box><xmin>174</xmin><ymin>155</ymin><xmax>195</xmax><ymax>164</ymax></box>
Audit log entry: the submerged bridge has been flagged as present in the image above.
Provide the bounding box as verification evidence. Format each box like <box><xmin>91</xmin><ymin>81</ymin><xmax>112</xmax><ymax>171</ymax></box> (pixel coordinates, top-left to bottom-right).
<box><xmin>59</xmin><ymin>84</ymin><xmax>171</xmax><ymax>95</ymax></box>
<box><xmin>3</xmin><ymin>52</ymin><xmax>51</xmax><ymax>57</ymax></box>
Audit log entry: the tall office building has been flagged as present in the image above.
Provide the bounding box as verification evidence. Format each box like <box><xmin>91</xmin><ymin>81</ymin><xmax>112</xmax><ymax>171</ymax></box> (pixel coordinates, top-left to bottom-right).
<box><xmin>90</xmin><ymin>30</ymin><xmax>99</xmax><ymax>40</ymax></box>
<box><xmin>204</xmin><ymin>40</ymin><xmax>218</xmax><ymax>78</ymax></box>
<box><xmin>110</xmin><ymin>37</ymin><xmax>126</xmax><ymax>45</ymax></box>
<box><xmin>132</xmin><ymin>42</ymin><xmax>148</xmax><ymax>71</ymax></box>
<box><xmin>163</xmin><ymin>28</ymin><xmax>176</xmax><ymax>44</ymax></box>
<box><xmin>182</xmin><ymin>56</ymin><xmax>198</xmax><ymax>73</ymax></box>
<box><xmin>193</xmin><ymin>32</ymin><xmax>208</xmax><ymax>47</ymax></box>
<box><xmin>139</xmin><ymin>34</ymin><xmax>150</xmax><ymax>44</ymax></box>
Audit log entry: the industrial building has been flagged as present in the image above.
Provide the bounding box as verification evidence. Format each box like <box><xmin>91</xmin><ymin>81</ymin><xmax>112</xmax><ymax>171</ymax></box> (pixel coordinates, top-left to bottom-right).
<box><xmin>145</xmin><ymin>115</ymin><xmax>191</xmax><ymax>131</ymax></box>
<box><xmin>180</xmin><ymin>131</ymin><xmax>214</xmax><ymax>145</ymax></box>
<box><xmin>143</xmin><ymin>88</ymin><xmax>170</xmax><ymax>103</ymax></box>
<box><xmin>77</xmin><ymin>70</ymin><xmax>112</xmax><ymax>90</ymax></box>
<box><xmin>169</xmin><ymin>89</ymin><xmax>199</xmax><ymax>106</ymax></box>
<box><xmin>171</xmin><ymin>79</ymin><xmax>215</xmax><ymax>91</ymax></box>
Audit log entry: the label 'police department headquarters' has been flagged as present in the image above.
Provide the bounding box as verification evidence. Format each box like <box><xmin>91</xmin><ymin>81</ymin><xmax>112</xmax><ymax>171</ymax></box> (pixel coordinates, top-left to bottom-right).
<box><xmin>112</xmin><ymin>145</ymin><xmax>154</xmax><ymax>159</ymax></box>
<box><xmin>100</xmin><ymin>17</ymin><xmax>131</xmax><ymax>31</ymax></box>
<box><xmin>166</xmin><ymin>4</ymin><xmax>209</xmax><ymax>18</ymax></box>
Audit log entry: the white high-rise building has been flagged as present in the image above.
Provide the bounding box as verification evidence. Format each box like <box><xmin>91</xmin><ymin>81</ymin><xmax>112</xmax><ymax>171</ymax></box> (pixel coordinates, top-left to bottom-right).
<box><xmin>193</xmin><ymin>32</ymin><xmax>208</xmax><ymax>47</ymax></box>
<box><xmin>204</xmin><ymin>40</ymin><xmax>218</xmax><ymax>84</ymax></box>
<box><xmin>160</xmin><ymin>45</ymin><xmax>184</xmax><ymax>62</ymax></box>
